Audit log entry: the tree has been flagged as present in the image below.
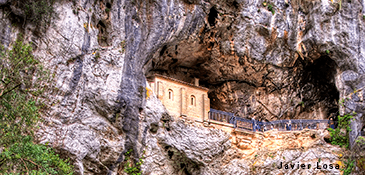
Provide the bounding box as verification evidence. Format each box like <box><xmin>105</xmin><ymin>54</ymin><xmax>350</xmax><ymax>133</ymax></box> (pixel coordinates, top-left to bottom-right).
<box><xmin>0</xmin><ymin>34</ymin><xmax>74</xmax><ymax>174</ymax></box>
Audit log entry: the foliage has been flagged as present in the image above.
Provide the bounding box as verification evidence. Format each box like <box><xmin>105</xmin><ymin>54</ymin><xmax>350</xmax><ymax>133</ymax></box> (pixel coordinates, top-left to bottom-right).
<box><xmin>339</xmin><ymin>98</ymin><xmax>345</xmax><ymax>106</ymax></box>
<box><xmin>356</xmin><ymin>136</ymin><xmax>365</xmax><ymax>145</ymax></box>
<box><xmin>342</xmin><ymin>158</ymin><xmax>355</xmax><ymax>175</ymax></box>
<box><xmin>105</xmin><ymin>8</ymin><xmax>111</xmax><ymax>13</ymax></box>
<box><xmin>13</xmin><ymin>0</ymin><xmax>55</xmax><ymax>27</ymax></box>
<box><xmin>298</xmin><ymin>101</ymin><xmax>304</xmax><ymax>107</ymax></box>
<box><xmin>260</xmin><ymin>1</ymin><xmax>275</xmax><ymax>15</ymax></box>
<box><xmin>326</xmin><ymin>49</ymin><xmax>330</xmax><ymax>54</ymax></box>
<box><xmin>1</xmin><ymin>136</ymin><xmax>73</xmax><ymax>174</ymax></box>
<box><xmin>121</xmin><ymin>40</ymin><xmax>126</xmax><ymax>53</ymax></box>
<box><xmin>123</xmin><ymin>149</ymin><xmax>144</xmax><ymax>175</ymax></box>
<box><xmin>262</xmin><ymin>2</ymin><xmax>275</xmax><ymax>14</ymax></box>
<box><xmin>271</xmin><ymin>9</ymin><xmax>275</xmax><ymax>15</ymax></box>
<box><xmin>357</xmin><ymin>157</ymin><xmax>365</xmax><ymax>171</ymax></box>
<box><xmin>95</xmin><ymin>52</ymin><xmax>100</xmax><ymax>60</ymax></box>
<box><xmin>327</xmin><ymin>114</ymin><xmax>353</xmax><ymax>148</ymax></box>
<box><xmin>0</xmin><ymin>35</ymin><xmax>74</xmax><ymax>174</ymax></box>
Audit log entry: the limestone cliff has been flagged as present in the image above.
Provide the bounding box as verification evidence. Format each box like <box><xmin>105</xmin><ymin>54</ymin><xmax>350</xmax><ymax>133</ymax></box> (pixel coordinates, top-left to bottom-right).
<box><xmin>0</xmin><ymin>0</ymin><xmax>364</xmax><ymax>174</ymax></box>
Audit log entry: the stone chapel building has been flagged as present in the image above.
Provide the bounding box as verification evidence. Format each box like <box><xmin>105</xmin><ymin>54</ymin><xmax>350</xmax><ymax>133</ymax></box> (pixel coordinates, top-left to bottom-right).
<box><xmin>147</xmin><ymin>74</ymin><xmax>210</xmax><ymax>122</ymax></box>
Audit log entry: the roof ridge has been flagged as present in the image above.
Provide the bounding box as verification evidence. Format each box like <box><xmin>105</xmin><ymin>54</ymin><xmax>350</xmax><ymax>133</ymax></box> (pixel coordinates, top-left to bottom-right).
<box><xmin>150</xmin><ymin>74</ymin><xmax>209</xmax><ymax>91</ymax></box>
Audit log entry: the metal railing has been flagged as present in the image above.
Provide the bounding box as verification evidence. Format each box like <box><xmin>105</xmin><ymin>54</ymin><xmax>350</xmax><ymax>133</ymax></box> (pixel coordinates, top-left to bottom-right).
<box><xmin>208</xmin><ymin>109</ymin><xmax>332</xmax><ymax>132</ymax></box>
<box><xmin>208</xmin><ymin>109</ymin><xmax>236</xmax><ymax>125</ymax></box>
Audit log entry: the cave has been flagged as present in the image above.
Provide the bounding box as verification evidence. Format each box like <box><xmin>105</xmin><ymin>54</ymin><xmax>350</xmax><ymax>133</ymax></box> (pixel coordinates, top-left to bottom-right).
<box><xmin>146</xmin><ymin>42</ymin><xmax>340</xmax><ymax>120</ymax></box>
<box><xmin>144</xmin><ymin>2</ymin><xmax>340</xmax><ymax>121</ymax></box>
<box><xmin>298</xmin><ymin>55</ymin><xmax>339</xmax><ymax>119</ymax></box>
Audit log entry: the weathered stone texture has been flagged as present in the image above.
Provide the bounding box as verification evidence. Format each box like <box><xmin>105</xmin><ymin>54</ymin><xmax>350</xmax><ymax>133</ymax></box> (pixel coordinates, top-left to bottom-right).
<box><xmin>0</xmin><ymin>0</ymin><xmax>364</xmax><ymax>174</ymax></box>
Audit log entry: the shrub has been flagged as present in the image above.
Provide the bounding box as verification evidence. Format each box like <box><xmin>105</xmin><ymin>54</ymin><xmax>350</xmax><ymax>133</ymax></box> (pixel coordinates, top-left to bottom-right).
<box><xmin>123</xmin><ymin>149</ymin><xmax>144</xmax><ymax>175</ymax></box>
<box><xmin>267</xmin><ymin>4</ymin><xmax>275</xmax><ymax>15</ymax></box>
<box><xmin>11</xmin><ymin>0</ymin><xmax>56</xmax><ymax>28</ymax></box>
<box><xmin>342</xmin><ymin>158</ymin><xmax>355</xmax><ymax>175</ymax></box>
<box><xmin>121</xmin><ymin>40</ymin><xmax>126</xmax><ymax>53</ymax></box>
<box><xmin>327</xmin><ymin>114</ymin><xmax>353</xmax><ymax>148</ymax></box>
<box><xmin>0</xmin><ymin>35</ymin><xmax>74</xmax><ymax>174</ymax></box>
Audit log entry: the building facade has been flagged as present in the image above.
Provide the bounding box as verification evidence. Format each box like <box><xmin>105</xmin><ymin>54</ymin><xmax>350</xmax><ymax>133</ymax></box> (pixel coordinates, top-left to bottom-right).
<box><xmin>148</xmin><ymin>74</ymin><xmax>210</xmax><ymax>122</ymax></box>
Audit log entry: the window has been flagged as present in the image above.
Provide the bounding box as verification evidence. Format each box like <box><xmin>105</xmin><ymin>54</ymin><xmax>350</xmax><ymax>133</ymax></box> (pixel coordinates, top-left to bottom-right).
<box><xmin>168</xmin><ymin>89</ymin><xmax>173</xmax><ymax>100</ymax></box>
<box><xmin>190</xmin><ymin>95</ymin><xmax>196</xmax><ymax>106</ymax></box>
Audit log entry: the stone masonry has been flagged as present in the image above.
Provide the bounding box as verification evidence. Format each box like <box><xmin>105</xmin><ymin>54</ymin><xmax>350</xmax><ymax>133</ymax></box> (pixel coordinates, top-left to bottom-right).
<box><xmin>148</xmin><ymin>74</ymin><xmax>210</xmax><ymax>122</ymax></box>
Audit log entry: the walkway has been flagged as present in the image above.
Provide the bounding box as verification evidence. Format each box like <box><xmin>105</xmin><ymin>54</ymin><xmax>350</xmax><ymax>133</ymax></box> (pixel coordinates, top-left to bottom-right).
<box><xmin>208</xmin><ymin>109</ymin><xmax>333</xmax><ymax>132</ymax></box>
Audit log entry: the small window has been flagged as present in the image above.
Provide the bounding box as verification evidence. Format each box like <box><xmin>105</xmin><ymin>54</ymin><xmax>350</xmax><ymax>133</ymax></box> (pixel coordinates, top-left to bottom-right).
<box><xmin>168</xmin><ymin>89</ymin><xmax>173</xmax><ymax>100</ymax></box>
<box><xmin>190</xmin><ymin>95</ymin><xmax>196</xmax><ymax>106</ymax></box>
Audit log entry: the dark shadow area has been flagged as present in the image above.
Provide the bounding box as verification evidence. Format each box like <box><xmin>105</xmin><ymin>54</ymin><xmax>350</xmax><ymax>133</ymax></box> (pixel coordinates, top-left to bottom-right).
<box><xmin>97</xmin><ymin>20</ymin><xmax>110</xmax><ymax>46</ymax></box>
<box><xmin>208</xmin><ymin>7</ymin><xmax>218</xmax><ymax>27</ymax></box>
<box><xmin>299</xmin><ymin>55</ymin><xmax>339</xmax><ymax>117</ymax></box>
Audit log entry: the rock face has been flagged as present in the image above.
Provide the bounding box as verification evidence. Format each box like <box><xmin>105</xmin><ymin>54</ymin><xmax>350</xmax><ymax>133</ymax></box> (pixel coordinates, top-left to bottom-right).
<box><xmin>149</xmin><ymin>0</ymin><xmax>363</xmax><ymax>122</ymax></box>
<box><xmin>142</xmin><ymin>96</ymin><xmax>345</xmax><ymax>175</ymax></box>
<box><xmin>0</xmin><ymin>0</ymin><xmax>364</xmax><ymax>174</ymax></box>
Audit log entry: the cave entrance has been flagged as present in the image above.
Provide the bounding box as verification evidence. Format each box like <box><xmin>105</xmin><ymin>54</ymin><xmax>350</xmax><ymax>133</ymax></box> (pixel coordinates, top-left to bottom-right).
<box><xmin>299</xmin><ymin>55</ymin><xmax>339</xmax><ymax>119</ymax></box>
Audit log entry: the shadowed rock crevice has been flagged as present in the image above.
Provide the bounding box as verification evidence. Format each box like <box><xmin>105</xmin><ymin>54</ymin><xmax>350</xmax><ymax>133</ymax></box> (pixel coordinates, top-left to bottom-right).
<box><xmin>208</xmin><ymin>7</ymin><xmax>218</xmax><ymax>27</ymax></box>
<box><xmin>162</xmin><ymin>145</ymin><xmax>202</xmax><ymax>175</ymax></box>
<box><xmin>297</xmin><ymin>55</ymin><xmax>339</xmax><ymax>117</ymax></box>
<box><xmin>97</xmin><ymin>20</ymin><xmax>110</xmax><ymax>47</ymax></box>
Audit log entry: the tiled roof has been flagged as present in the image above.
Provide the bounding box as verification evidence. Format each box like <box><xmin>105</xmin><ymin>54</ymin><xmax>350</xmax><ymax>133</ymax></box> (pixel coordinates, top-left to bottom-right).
<box><xmin>148</xmin><ymin>74</ymin><xmax>209</xmax><ymax>91</ymax></box>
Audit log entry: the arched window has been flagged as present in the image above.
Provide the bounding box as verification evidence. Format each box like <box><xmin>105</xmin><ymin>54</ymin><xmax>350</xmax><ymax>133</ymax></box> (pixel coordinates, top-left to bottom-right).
<box><xmin>168</xmin><ymin>89</ymin><xmax>173</xmax><ymax>100</ymax></box>
<box><xmin>190</xmin><ymin>95</ymin><xmax>196</xmax><ymax>106</ymax></box>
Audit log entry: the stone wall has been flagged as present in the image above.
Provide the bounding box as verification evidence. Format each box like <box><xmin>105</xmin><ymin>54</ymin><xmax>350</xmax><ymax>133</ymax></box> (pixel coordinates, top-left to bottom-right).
<box><xmin>149</xmin><ymin>75</ymin><xmax>210</xmax><ymax>122</ymax></box>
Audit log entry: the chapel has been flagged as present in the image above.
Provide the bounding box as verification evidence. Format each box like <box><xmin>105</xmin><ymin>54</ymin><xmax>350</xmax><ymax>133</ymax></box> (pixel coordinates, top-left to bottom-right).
<box><xmin>147</xmin><ymin>74</ymin><xmax>210</xmax><ymax>122</ymax></box>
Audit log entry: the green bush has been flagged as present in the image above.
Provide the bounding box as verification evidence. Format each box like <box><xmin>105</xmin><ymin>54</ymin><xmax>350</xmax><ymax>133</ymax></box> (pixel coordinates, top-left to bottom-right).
<box><xmin>10</xmin><ymin>0</ymin><xmax>55</xmax><ymax>28</ymax></box>
<box><xmin>123</xmin><ymin>149</ymin><xmax>144</xmax><ymax>175</ymax></box>
<box><xmin>342</xmin><ymin>158</ymin><xmax>355</xmax><ymax>175</ymax></box>
<box><xmin>267</xmin><ymin>4</ymin><xmax>275</xmax><ymax>15</ymax></box>
<box><xmin>327</xmin><ymin>114</ymin><xmax>353</xmax><ymax>148</ymax></box>
<box><xmin>0</xmin><ymin>35</ymin><xmax>74</xmax><ymax>174</ymax></box>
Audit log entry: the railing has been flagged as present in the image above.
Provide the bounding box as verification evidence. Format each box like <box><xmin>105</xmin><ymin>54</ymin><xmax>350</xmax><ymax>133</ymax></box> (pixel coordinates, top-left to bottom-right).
<box><xmin>208</xmin><ymin>109</ymin><xmax>332</xmax><ymax>132</ymax></box>
<box><xmin>208</xmin><ymin>109</ymin><xmax>236</xmax><ymax>125</ymax></box>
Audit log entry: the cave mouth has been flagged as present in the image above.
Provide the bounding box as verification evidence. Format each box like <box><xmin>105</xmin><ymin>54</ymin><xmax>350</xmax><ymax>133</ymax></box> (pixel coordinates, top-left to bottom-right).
<box><xmin>299</xmin><ymin>55</ymin><xmax>339</xmax><ymax>118</ymax></box>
